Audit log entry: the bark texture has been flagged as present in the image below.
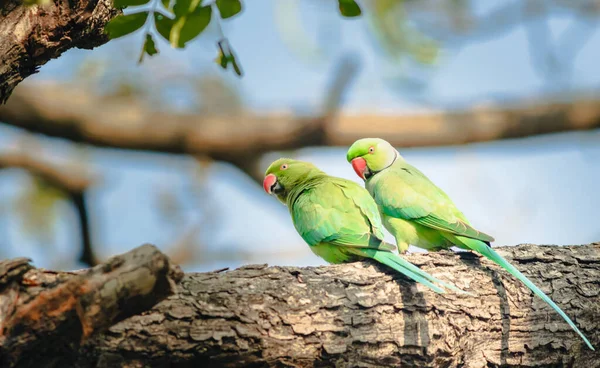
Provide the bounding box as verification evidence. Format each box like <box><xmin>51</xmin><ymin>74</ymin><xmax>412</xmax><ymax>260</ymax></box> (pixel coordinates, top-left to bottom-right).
<box><xmin>0</xmin><ymin>244</ymin><xmax>184</xmax><ymax>367</ymax></box>
<box><xmin>2</xmin><ymin>243</ymin><xmax>597</xmax><ymax>367</ymax></box>
<box><xmin>86</xmin><ymin>243</ymin><xmax>600</xmax><ymax>367</ymax></box>
<box><xmin>0</xmin><ymin>0</ymin><xmax>117</xmax><ymax>103</ymax></box>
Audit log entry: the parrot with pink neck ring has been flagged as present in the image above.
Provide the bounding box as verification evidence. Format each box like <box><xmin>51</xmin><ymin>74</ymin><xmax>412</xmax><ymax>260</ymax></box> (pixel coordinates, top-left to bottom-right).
<box><xmin>263</xmin><ymin>157</ymin><xmax>469</xmax><ymax>295</ymax></box>
<box><xmin>346</xmin><ymin>137</ymin><xmax>594</xmax><ymax>350</ymax></box>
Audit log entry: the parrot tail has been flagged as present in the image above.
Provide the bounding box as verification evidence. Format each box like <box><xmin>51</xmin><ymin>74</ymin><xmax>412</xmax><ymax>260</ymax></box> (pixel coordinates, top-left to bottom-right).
<box><xmin>372</xmin><ymin>251</ymin><xmax>445</xmax><ymax>294</ymax></box>
<box><xmin>348</xmin><ymin>248</ymin><xmax>471</xmax><ymax>295</ymax></box>
<box><xmin>375</xmin><ymin>249</ymin><xmax>474</xmax><ymax>296</ymax></box>
<box><xmin>456</xmin><ymin>236</ymin><xmax>595</xmax><ymax>351</ymax></box>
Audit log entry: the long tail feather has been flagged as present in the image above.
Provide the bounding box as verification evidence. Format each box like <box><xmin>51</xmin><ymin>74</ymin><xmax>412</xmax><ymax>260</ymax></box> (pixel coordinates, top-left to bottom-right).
<box><xmin>378</xmin><ymin>241</ymin><xmax>474</xmax><ymax>296</ymax></box>
<box><xmin>349</xmin><ymin>247</ymin><xmax>470</xmax><ymax>295</ymax></box>
<box><xmin>456</xmin><ymin>237</ymin><xmax>595</xmax><ymax>351</ymax></box>
<box><xmin>371</xmin><ymin>251</ymin><xmax>445</xmax><ymax>294</ymax></box>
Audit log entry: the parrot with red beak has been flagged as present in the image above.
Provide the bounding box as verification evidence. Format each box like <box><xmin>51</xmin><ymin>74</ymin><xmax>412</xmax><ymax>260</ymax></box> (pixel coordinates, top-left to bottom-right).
<box><xmin>263</xmin><ymin>158</ymin><xmax>469</xmax><ymax>295</ymax></box>
<box><xmin>346</xmin><ymin>137</ymin><xmax>594</xmax><ymax>350</ymax></box>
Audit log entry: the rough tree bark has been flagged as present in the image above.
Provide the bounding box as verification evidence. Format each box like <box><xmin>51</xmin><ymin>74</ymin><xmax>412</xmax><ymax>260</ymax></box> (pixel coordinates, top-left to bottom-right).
<box><xmin>0</xmin><ymin>244</ymin><xmax>183</xmax><ymax>367</ymax></box>
<box><xmin>0</xmin><ymin>243</ymin><xmax>598</xmax><ymax>367</ymax></box>
<box><xmin>0</xmin><ymin>0</ymin><xmax>117</xmax><ymax>104</ymax></box>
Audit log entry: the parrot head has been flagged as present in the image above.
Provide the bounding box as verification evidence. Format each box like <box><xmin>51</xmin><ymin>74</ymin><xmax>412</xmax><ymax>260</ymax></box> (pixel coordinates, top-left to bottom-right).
<box><xmin>263</xmin><ymin>158</ymin><xmax>323</xmax><ymax>203</ymax></box>
<box><xmin>346</xmin><ymin>138</ymin><xmax>400</xmax><ymax>180</ymax></box>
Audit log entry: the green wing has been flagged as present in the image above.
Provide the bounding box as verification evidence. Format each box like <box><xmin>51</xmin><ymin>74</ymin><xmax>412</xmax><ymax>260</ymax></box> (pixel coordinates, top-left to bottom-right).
<box><xmin>292</xmin><ymin>178</ymin><xmax>395</xmax><ymax>251</ymax></box>
<box><xmin>373</xmin><ymin>164</ymin><xmax>494</xmax><ymax>243</ymax></box>
<box><xmin>333</xmin><ymin>178</ymin><xmax>388</xmax><ymax>240</ymax></box>
<box><xmin>292</xmin><ymin>176</ymin><xmax>472</xmax><ymax>296</ymax></box>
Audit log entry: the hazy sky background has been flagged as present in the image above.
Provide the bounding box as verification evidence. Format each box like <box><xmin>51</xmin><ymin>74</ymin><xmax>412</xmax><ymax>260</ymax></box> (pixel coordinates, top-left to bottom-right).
<box><xmin>0</xmin><ymin>0</ymin><xmax>598</xmax><ymax>272</ymax></box>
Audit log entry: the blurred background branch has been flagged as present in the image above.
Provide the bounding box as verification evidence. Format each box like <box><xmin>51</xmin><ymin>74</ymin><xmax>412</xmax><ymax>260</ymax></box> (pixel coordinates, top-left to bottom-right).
<box><xmin>0</xmin><ymin>53</ymin><xmax>362</xmax><ymax>182</ymax></box>
<box><xmin>0</xmin><ymin>153</ymin><xmax>92</xmax><ymax>194</ymax></box>
<box><xmin>0</xmin><ymin>150</ymin><xmax>97</xmax><ymax>266</ymax></box>
<box><xmin>1</xmin><ymin>82</ymin><xmax>599</xmax><ymax>178</ymax></box>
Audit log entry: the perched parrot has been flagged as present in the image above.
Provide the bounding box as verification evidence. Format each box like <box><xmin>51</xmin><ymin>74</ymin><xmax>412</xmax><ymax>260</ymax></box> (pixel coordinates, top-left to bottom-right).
<box><xmin>346</xmin><ymin>137</ymin><xmax>594</xmax><ymax>350</ymax></box>
<box><xmin>263</xmin><ymin>158</ymin><xmax>468</xmax><ymax>295</ymax></box>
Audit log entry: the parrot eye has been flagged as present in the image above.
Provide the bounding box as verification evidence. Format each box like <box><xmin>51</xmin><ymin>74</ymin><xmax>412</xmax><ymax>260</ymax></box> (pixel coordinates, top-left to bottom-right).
<box><xmin>280</xmin><ymin>164</ymin><xmax>288</xmax><ymax>170</ymax></box>
<box><xmin>368</xmin><ymin>147</ymin><xmax>375</xmax><ymax>154</ymax></box>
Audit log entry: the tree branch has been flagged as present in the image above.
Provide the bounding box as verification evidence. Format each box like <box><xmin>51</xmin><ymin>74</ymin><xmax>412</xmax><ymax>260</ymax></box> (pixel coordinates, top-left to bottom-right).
<box><xmin>1</xmin><ymin>84</ymin><xmax>599</xmax><ymax>162</ymax></box>
<box><xmin>0</xmin><ymin>243</ymin><xmax>598</xmax><ymax>367</ymax></box>
<box><xmin>0</xmin><ymin>0</ymin><xmax>117</xmax><ymax>104</ymax></box>
<box><xmin>0</xmin><ymin>152</ymin><xmax>93</xmax><ymax>193</ymax></box>
<box><xmin>0</xmin><ymin>152</ymin><xmax>98</xmax><ymax>266</ymax></box>
<box><xmin>69</xmin><ymin>191</ymin><xmax>97</xmax><ymax>266</ymax></box>
<box><xmin>0</xmin><ymin>82</ymin><xmax>330</xmax><ymax>183</ymax></box>
<box><xmin>0</xmin><ymin>244</ymin><xmax>184</xmax><ymax>367</ymax></box>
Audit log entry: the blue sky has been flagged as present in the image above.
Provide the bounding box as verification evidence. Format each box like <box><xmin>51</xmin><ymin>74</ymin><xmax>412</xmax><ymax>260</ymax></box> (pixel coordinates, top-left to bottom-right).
<box><xmin>1</xmin><ymin>0</ymin><xmax>599</xmax><ymax>271</ymax></box>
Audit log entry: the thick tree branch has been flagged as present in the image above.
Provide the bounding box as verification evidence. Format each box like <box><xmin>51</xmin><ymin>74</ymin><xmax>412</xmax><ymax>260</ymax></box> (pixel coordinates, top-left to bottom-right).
<box><xmin>0</xmin><ymin>0</ymin><xmax>117</xmax><ymax>104</ymax></box>
<box><xmin>0</xmin><ymin>244</ymin><xmax>183</xmax><ymax>367</ymax></box>
<box><xmin>1</xmin><ymin>84</ymin><xmax>600</xmax><ymax>163</ymax></box>
<box><xmin>1</xmin><ymin>243</ymin><xmax>598</xmax><ymax>367</ymax></box>
<box><xmin>0</xmin><ymin>152</ymin><xmax>93</xmax><ymax>193</ymax></box>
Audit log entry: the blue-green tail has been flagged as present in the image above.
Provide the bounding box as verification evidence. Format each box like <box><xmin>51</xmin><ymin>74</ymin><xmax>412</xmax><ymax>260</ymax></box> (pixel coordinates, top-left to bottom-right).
<box><xmin>456</xmin><ymin>236</ymin><xmax>595</xmax><ymax>351</ymax></box>
<box><xmin>350</xmin><ymin>248</ymin><xmax>471</xmax><ymax>295</ymax></box>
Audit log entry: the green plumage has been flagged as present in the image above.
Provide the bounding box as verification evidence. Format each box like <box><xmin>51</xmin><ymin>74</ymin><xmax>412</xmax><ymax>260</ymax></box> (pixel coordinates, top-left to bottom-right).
<box><xmin>346</xmin><ymin>138</ymin><xmax>594</xmax><ymax>350</ymax></box>
<box><xmin>369</xmin><ymin>161</ymin><xmax>494</xmax><ymax>252</ymax></box>
<box><xmin>264</xmin><ymin>158</ymin><xmax>467</xmax><ymax>295</ymax></box>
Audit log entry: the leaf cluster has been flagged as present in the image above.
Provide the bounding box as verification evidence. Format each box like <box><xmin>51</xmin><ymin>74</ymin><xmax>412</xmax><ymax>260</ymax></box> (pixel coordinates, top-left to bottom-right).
<box><xmin>104</xmin><ymin>0</ymin><xmax>361</xmax><ymax>73</ymax></box>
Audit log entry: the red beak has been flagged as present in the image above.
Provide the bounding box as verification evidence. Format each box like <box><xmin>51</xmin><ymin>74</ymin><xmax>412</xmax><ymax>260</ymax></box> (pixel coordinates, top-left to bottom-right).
<box><xmin>263</xmin><ymin>174</ymin><xmax>277</xmax><ymax>194</ymax></box>
<box><xmin>351</xmin><ymin>157</ymin><xmax>367</xmax><ymax>180</ymax></box>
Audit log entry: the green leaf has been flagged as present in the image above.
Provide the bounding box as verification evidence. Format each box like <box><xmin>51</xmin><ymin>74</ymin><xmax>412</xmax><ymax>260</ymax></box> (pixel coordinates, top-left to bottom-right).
<box><xmin>144</xmin><ymin>34</ymin><xmax>159</xmax><ymax>56</ymax></box>
<box><xmin>113</xmin><ymin>0</ymin><xmax>150</xmax><ymax>7</ymax></box>
<box><xmin>231</xmin><ymin>56</ymin><xmax>243</xmax><ymax>76</ymax></box>
<box><xmin>172</xmin><ymin>0</ymin><xmax>203</xmax><ymax>16</ymax></box>
<box><xmin>338</xmin><ymin>0</ymin><xmax>361</xmax><ymax>17</ymax></box>
<box><xmin>154</xmin><ymin>13</ymin><xmax>175</xmax><ymax>41</ymax></box>
<box><xmin>139</xmin><ymin>33</ymin><xmax>159</xmax><ymax>63</ymax></box>
<box><xmin>105</xmin><ymin>12</ymin><xmax>149</xmax><ymax>39</ymax></box>
<box><xmin>216</xmin><ymin>48</ymin><xmax>228</xmax><ymax>69</ymax></box>
<box><xmin>215</xmin><ymin>39</ymin><xmax>243</xmax><ymax>77</ymax></box>
<box><xmin>161</xmin><ymin>0</ymin><xmax>172</xmax><ymax>9</ymax></box>
<box><xmin>173</xmin><ymin>0</ymin><xmax>191</xmax><ymax>16</ymax></box>
<box><xmin>216</xmin><ymin>0</ymin><xmax>242</xmax><ymax>19</ymax></box>
<box><xmin>169</xmin><ymin>5</ymin><xmax>212</xmax><ymax>48</ymax></box>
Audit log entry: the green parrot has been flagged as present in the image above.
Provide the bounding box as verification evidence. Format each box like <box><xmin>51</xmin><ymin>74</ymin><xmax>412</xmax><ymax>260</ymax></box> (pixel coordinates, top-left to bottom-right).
<box><xmin>263</xmin><ymin>158</ymin><xmax>469</xmax><ymax>295</ymax></box>
<box><xmin>346</xmin><ymin>137</ymin><xmax>594</xmax><ymax>350</ymax></box>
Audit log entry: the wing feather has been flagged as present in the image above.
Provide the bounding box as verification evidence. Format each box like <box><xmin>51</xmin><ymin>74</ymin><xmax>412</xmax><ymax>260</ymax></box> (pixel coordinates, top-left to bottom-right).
<box><xmin>373</xmin><ymin>164</ymin><xmax>494</xmax><ymax>243</ymax></box>
<box><xmin>293</xmin><ymin>179</ymin><xmax>395</xmax><ymax>251</ymax></box>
